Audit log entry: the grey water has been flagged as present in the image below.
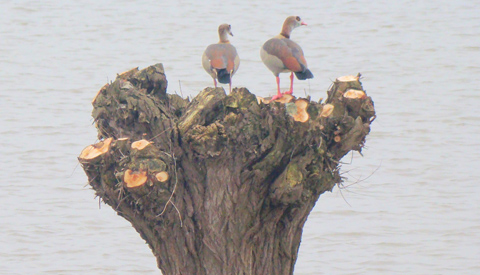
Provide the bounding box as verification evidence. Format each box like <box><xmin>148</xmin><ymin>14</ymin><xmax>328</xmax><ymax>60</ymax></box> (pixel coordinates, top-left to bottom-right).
<box><xmin>1</xmin><ymin>0</ymin><xmax>479</xmax><ymax>274</ymax></box>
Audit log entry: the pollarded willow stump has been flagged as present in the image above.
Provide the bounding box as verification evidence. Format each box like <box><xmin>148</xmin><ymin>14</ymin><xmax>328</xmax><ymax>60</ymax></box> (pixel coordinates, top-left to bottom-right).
<box><xmin>79</xmin><ymin>64</ymin><xmax>375</xmax><ymax>275</ymax></box>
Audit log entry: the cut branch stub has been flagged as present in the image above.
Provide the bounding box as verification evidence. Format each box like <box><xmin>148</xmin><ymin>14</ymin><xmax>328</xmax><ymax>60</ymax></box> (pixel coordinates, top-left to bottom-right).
<box><xmin>331</xmin><ymin>74</ymin><xmax>363</xmax><ymax>95</ymax></box>
<box><xmin>131</xmin><ymin>139</ymin><xmax>161</xmax><ymax>158</ymax></box>
<box><xmin>320</xmin><ymin>104</ymin><xmax>334</xmax><ymax>117</ymax></box>
<box><xmin>343</xmin><ymin>89</ymin><xmax>367</xmax><ymax>118</ymax></box>
<box><xmin>78</xmin><ymin>137</ymin><xmax>113</xmax><ymax>163</ymax></box>
<box><xmin>274</xmin><ymin>94</ymin><xmax>294</xmax><ymax>104</ymax></box>
<box><xmin>124</xmin><ymin>169</ymin><xmax>148</xmax><ymax>188</ymax></box>
<box><xmin>344</xmin><ymin>89</ymin><xmax>366</xmax><ymax>99</ymax></box>
<box><xmin>79</xmin><ymin>64</ymin><xmax>376</xmax><ymax>275</ymax></box>
<box><xmin>255</xmin><ymin>94</ymin><xmax>294</xmax><ymax>105</ymax></box>
<box><xmin>286</xmin><ymin>98</ymin><xmax>309</xmax><ymax>122</ymax></box>
<box><xmin>131</xmin><ymin>139</ymin><xmax>152</xmax><ymax>150</ymax></box>
<box><xmin>325</xmin><ymin>73</ymin><xmax>375</xmax><ymax>157</ymax></box>
<box><xmin>155</xmin><ymin>171</ymin><xmax>169</xmax><ymax>182</ymax></box>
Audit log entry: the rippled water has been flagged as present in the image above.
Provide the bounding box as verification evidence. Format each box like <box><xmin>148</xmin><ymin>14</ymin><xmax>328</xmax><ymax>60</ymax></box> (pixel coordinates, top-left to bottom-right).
<box><xmin>1</xmin><ymin>0</ymin><xmax>479</xmax><ymax>274</ymax></box>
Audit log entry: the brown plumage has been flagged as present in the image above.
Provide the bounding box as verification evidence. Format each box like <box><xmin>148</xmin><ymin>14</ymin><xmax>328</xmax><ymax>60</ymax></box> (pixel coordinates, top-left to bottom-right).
<box><xmin>260</xmin><ymin>16</ymin><xmax>313</xmax><ymax>100</ymax></box>
<box><xmin>202</xmin><ymin>24</ymin><xmax>240</xmax><ymax>93</ymax></box>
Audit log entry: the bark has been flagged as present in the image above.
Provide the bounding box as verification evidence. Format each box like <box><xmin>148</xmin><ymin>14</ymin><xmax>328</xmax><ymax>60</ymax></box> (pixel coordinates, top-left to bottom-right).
<box><xmin>79</xmin><ymin>64</ymin><xmax>375</xmax><ymax>275</ymax></box>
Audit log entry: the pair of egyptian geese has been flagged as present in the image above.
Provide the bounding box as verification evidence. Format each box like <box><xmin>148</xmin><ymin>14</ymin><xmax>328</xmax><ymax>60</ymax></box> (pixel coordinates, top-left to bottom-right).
<box><xmin>202</xmin><ymin>16</ymin><xmax>313</xmax><ymax>100</ymax></box>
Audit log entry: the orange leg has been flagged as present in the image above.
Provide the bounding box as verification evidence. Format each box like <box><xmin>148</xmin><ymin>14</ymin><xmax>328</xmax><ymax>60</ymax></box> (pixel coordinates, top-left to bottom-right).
<box><xmin>271</xmin><ymin>76</ymin><xmax>283</xmax><ymax>100</ymax></box>
<box><xmin>285</xmin><ymin>72</ymin><xmax>294</xmax><ymax>95</ymax></box>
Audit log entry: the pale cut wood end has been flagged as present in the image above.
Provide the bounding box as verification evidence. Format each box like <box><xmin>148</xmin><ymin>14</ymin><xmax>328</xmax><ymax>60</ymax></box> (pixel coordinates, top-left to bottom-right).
<box><xmin>292</xmin><ymin>99</ymin><xmax>309</xmax><ymax>123</ymax></box>
<box><xmin>124</xmin><ymin>169</ymin><xmax>148</xmax><ymax>188</ymax></box>
<box><xmin>131</xmin><ymin>139</ymin><xmax>152</xmax><ymax>150</ymax></box>
<box><xmin>79</xmin><ymin>137</ymin><xmax>113</xmax><ymax>161</ymax></box>
<box><xmin>337</xmin><ymin>75</ymin><xmax>359</xmax><ymax>82</ymax></box>
<box><xmin>320</xmin><ymin>104</ymin><xmax>334</xmax><ymax>117</ymax></box>
<box><xmin>344</xmin><ymin>89</ymin><xmax>366</xmax><ymax>99</ymax></box>
<box><xmin>155</xmin><ymin>171</ymin><xmax>169</xmax><ymax>182</ymax></box>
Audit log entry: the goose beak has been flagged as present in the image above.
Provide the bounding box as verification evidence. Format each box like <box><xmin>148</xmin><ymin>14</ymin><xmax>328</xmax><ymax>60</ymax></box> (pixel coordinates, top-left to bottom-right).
<box><xmin>301</xmin><ymin>21</ymin><xmax>308</xmax><ymax>26</ymax></box>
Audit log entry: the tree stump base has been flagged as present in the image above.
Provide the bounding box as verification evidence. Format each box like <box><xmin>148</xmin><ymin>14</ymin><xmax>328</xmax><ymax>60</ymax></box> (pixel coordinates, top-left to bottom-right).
<box><xmin>79</xmin><ymin>64</ymin><xmax>375</xmax><ymax>275</ymax></box>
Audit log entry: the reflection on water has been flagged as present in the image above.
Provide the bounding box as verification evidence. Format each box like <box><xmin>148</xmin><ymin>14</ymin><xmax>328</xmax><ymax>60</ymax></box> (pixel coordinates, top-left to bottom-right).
<box><xmin>1</xmin><ymin>0</ymin><xmax>479</xmax><ymax>274</ymax></box>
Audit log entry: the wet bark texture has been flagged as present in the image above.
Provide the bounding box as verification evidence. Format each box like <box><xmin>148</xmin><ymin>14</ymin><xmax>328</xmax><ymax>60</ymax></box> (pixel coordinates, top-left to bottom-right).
<box><xmin>79</xmin><ymin>64</ymin><xmax>375</xmax><ymax>275</ymax></box>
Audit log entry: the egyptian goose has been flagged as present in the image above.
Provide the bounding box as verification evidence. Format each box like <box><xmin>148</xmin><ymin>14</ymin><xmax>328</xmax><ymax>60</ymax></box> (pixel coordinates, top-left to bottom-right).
<box><xmin>260</xmin><ymin>16</ymin><xmax>313</xmax><ymax>100</ymax></box>
<box><xmin>202</xmin><ymin>24</ymin><xmax>240</xmax><ymax>93</ymax></box>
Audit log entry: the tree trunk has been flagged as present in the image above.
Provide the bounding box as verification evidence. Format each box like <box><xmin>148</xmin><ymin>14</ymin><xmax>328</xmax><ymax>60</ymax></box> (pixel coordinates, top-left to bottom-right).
<box><xmin>79</xmin><ymin>64</ymin><xmax>375</xmax><ymax>275</ymax></box>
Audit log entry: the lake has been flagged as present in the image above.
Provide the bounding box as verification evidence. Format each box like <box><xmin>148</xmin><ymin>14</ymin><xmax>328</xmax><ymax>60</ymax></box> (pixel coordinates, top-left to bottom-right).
<box><xmin>1</xmin><ymin>0</ymin><xmax>479</xmax><ymax>274</ymax></box>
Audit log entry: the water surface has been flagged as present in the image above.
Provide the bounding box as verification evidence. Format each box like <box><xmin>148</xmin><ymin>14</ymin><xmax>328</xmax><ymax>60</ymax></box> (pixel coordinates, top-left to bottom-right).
<box><xmin>1</xmin><ymin>0</ymin><xmax>479</xmax><ymax>274</ymax></box>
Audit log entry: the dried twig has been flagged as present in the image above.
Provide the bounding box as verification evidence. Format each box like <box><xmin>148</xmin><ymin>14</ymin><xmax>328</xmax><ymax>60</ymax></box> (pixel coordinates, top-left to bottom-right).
<box><xmin>157</xmin><ymin>132</ymin><xmax>182</xmax><ymax>227</ymax></box>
